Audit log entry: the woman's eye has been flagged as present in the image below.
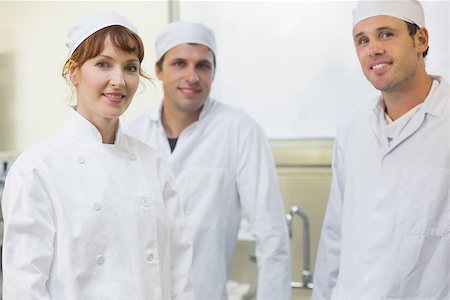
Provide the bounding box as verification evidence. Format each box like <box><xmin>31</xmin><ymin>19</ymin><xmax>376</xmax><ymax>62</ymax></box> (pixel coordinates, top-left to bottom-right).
<box><xmin>96</xmin><ymin>61</ymin><xmax>109</xmax><ymax>68</ymax></box>
<box><xmin>125</xmin><ymin>65</ymin><xmax>138</xmax><ymax>72</ymax></box>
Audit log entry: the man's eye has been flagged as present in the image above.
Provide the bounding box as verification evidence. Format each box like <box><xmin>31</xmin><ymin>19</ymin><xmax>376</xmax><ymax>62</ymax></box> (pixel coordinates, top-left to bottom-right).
<box><xmin>358</xmin><ymin>37</ymin><xmax>369</xmax><ymax>45</ymax></box>
<box><xmin>174</xmin><ymin>61</ymin><xmax>186</xmax><ymax>67</ymax></box>
<box><xmin>381</xmin><ymin>32</ymin><xmax>393</xmax><ymax>39</ymax></box>
<box><xmin>198</xmin><ymin>62</ymin><xmax>211</xmax><ymax>70</ymax></box>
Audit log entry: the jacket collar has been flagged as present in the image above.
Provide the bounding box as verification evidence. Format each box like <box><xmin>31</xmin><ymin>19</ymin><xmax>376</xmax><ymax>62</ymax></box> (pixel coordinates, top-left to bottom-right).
<box><xmin>371</xmin><ymin>75</ymin><xmax>447</xmax><ymax>118</ymax></box>
<box><xmin>64</xmin><ymin>106</ymin><xmax>124</xmax><ymax>145</ymax></box>
<box><xmin>421</xmin><ymin>76</ymin><xmax>447</xmax><ymax>117</ymax></box>
<box><xmin>370</xmin><ymin>75</ymin><xmax>448</xmax><ymax>156</ymax></box>
<box><xmin>150</xmin><ymin>97</ymin><xmax>213</xmax><ymax>123</ymax></box>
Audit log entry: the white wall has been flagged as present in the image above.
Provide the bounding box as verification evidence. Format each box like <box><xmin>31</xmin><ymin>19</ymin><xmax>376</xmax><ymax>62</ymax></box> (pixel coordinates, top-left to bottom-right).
<box><xmin>0</xmin><ymin>1</ymin><xmax>169</xmax><ymax>152</ymax></box>
<box><xmin>179</xmin><ymin>0</ymin><xmax>450</xmax><ymax>139</ymax></box>
<box><xmin>1</xmin><ymin>1</ymin><xmax>448</xmax><ymax>150</ymax></box>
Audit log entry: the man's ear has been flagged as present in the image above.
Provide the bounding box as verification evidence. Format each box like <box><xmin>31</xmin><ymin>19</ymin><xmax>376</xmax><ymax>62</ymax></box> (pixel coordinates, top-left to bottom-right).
<box><xmin>155</xmin><ymin>63</ymin><xmax>163</xmax><ymax>80</ymax></box>
<box><xmin>415</xmin><ymin>27</ymin><xmax>429</xmax><ymax>55</ymax></box>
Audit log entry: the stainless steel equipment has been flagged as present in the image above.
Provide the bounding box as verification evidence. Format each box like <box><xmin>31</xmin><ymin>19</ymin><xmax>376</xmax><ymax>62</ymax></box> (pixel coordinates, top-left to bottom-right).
<box><xmin>286</xmin><ymin>205</ymin><xmax>314</xmax><ymax>289</ymax></box>
<box><xmin>1</xmin><ymin>155</ymin><xmax>15</xmax><ymax>299</ymax></box>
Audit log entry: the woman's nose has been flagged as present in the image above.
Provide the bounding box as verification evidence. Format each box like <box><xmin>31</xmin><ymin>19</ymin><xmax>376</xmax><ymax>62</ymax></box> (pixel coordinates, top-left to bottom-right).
<box><xmin>110</xmin><ymin>68</ymin><xmax>125</xmax><ymax>87</ymax></box>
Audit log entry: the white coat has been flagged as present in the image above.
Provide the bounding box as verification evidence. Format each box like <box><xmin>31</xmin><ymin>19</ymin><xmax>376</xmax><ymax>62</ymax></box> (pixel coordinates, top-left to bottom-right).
<box><xmin>312</xmin><ymin>76</ymin><xmax>450</xmax><ymax>300</ymax></box>
<box><xmin>2</xmin><ymin>108</ymin><xmax>193</xmax><ymax>300</ymax></box>
<box><xmin>124</xmin><ymin>98</ymin><xmax>291</xmax><ymax>300</ymax></box>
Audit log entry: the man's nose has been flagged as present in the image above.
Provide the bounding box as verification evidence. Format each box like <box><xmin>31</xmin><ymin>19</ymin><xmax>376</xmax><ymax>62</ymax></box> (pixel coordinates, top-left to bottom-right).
<box><xmin>186</xmin><ymin>67</ymin><xmax>200</xmax><ymax>83</ymax></box>
<box><xmin>368</xmin><ymin>40</ymin><xmax>385</xmax><ymax>57</ymax></box>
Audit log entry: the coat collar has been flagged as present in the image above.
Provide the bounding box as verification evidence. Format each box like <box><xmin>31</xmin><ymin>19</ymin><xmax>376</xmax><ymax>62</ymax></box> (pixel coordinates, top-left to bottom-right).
<box><xmin>369</xmin><ymin>75</ymin><xmax>448</xmax><ymax>156</ymax></box>
<box><xmin>64</xmin><ymin>107</ymin><xmax>125</xmax><ymax>145</ymax></box>
<box><xmin>371</xmin><ymin>75</ymin><xmax>447</xmax><ymax>118</ymax></box>
<box><xmin>150</xmin><ymin>97</ymin><xmax>213</xmax><ymax>123</ymax></box>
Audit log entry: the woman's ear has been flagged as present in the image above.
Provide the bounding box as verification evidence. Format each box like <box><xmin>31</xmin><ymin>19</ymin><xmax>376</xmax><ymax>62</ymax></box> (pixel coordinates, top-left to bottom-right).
<box><xmin>69</xmin><ymin>68</ymin><xmax>79</xmax><ymax>86</ymax></box>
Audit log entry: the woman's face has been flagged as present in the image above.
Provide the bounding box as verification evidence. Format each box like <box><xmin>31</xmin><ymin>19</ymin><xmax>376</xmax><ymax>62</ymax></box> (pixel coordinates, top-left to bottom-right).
<box><xmin>70</xmin><ymin>36</ymin><xmax>140</xmax><ymax>126</ymax></box>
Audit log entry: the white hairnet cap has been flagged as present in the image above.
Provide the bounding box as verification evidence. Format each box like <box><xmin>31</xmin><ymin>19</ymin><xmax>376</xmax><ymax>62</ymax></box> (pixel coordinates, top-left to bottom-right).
<box><xmin>66</xmin><ymin>11</ymin><xmax>138</xmax><ymax>57</ymax></box>
<box><xmin>155</xmin><ymin>20</ymin><xmax>216</xmax><ymax>62</ymax></box>
<box><xmin>352</xmin><ymin>0</ymin><xmax>425</xmax><ymax>28</ymax></box>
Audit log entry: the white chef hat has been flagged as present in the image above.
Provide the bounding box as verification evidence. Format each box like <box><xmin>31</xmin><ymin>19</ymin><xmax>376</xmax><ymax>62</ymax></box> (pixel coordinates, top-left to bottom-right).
<box><xmin>352</xmin><ymin>0</ymin><xmax>425</xmax><ymax>28</ymax></box>
<box><xmin>155</xmin><ymin>20</ymin><xmax>216</xmax><ymax>62</ymax></box>
<box><xmin>66</xmin><ymin>11</ymin><xmax>138</xmax><ymax>57</ymax></box>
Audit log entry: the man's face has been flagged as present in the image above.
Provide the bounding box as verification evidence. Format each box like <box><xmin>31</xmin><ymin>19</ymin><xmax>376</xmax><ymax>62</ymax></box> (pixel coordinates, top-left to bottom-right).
<box><xmin>352</xmin><ymin>15</ymin><xmax>427</xmax><ymax>93</ymax></box>
<box><xmin>156</xmin><ymin>43</ymin><xmax>215</xmax><ymax>116</ymax></box>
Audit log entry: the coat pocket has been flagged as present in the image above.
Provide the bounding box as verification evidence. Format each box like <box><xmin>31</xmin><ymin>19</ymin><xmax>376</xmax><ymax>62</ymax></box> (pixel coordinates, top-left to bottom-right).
<box><xmin>396</xmin><ymin>165</ymin><xmax>449</xmax><ymax>237</ymax></box>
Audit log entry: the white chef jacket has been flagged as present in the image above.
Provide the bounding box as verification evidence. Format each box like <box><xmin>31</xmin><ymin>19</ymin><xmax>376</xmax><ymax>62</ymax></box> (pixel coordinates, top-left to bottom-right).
<box><xmin>2</xmin><ymin>107</ymin><xmax>193</xmax><ymax>300</ymax></box>
<box><xmin>124</xmin><ymin>98</ymin><xmax>291</xmax><ymax>300</ymax></box>
<box><xmin>312</xmin><ymin>76</ymin><xmax>450</xmax><ymax>300</ymax></box>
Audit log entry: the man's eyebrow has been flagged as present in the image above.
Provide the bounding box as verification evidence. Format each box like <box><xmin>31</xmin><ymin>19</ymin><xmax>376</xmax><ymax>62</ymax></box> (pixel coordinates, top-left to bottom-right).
<box><xmin>353</xmin><ymin>26</ymin><xmax>396</xmax><ymax>39</ymax></box>
<box><xmin>353</xmin><ymin>31</ymin><xmax>365</xmax><ymax>40</ymax></box>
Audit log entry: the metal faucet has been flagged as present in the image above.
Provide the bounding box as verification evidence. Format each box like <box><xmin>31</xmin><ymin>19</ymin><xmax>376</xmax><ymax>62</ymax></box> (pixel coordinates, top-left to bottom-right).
<box><xmin>1</xmin><ymin>161</ymin><xmax>9</xmax><ymax>222</ymax></box>
<box><xmin>0</xmin><ymin>161</ymin><xmax>6</xmax><ymax>184</ymax></box>
<box><xmin>286</xmin><ymin>205</ymin><xmax>313</xmax><ymax>289</ymax></box>
<box><xmin>1</xmin><ymin>160</ymin><xmax>9</xmax><ymax>277</ymax></box>
<box><xmin>1</xmin><ymin>161</ymin><xmax>7</xmax><ymax>197</ymax></box>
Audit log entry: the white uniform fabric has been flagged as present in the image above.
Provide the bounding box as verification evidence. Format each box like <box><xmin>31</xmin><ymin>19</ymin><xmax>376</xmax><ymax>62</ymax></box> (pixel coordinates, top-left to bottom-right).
<box><xmin>2</xmin><ymin>107</ymin><xmax>193</xmax><ymax>300</ymax></box>
<box><xmin>384</xmin><ymin>103</ymin><xmax>423</xmax><ymax>141</ymax></box>
<box><xmin>312</xmin><ymin>76</ymin><xmax>450</xmax><ymax>300</ymax></box>
<box><xmin>124</xmin><ymin>98</ymin><xmax>291</xmax><ymax>300</ymax></box>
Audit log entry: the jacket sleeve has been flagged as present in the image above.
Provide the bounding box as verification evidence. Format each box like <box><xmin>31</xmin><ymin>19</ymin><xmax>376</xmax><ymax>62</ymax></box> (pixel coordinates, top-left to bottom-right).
<box><xmin>159</xmin><ymin>160</ymin><xmax>194</xmax><ymax>300</ymax></box>
<box><xmin>236</xmin><ymin>125</ymin><xmax>292</xmax><ymax>300</ymax></box>
<box><xmin>2</xmin><ymin>163</ymin><xmax>55</xmax><ymax>300</ymax></box>
<box><xmin>311</xmin><ymin>136</ymin><xmax>345</xmax><ymax>300</ymax></box>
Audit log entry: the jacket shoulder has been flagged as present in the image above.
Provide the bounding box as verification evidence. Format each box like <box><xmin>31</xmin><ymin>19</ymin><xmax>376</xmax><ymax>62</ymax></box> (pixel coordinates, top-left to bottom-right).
<box><xmin>208</xmin><ymin>99</ymin><xmax>261</xmax><ymax>130</ymax></box>
<box><xmin>12</xmin><ymin>131</ymin><xmax>64</xmax><ymax>169</ymax></box>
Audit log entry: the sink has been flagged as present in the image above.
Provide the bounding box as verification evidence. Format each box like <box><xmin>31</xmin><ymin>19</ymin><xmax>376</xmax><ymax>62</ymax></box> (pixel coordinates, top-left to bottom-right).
<box><xmin>292</xmin><ymin>288</ymin><xmax>312</xmax><ymax>300</ymax></box>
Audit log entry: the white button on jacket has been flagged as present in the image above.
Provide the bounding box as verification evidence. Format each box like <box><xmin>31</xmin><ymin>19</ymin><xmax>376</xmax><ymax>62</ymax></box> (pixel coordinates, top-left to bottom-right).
<box><xmin>125</xmin><ymin>98</ymin><xmax>291</xmax><ymax>300</ymax></box>
<box><xmin>2</xmin><ymin>108</ymin><xmax>193</xmax><ymax>300</ymax></box>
